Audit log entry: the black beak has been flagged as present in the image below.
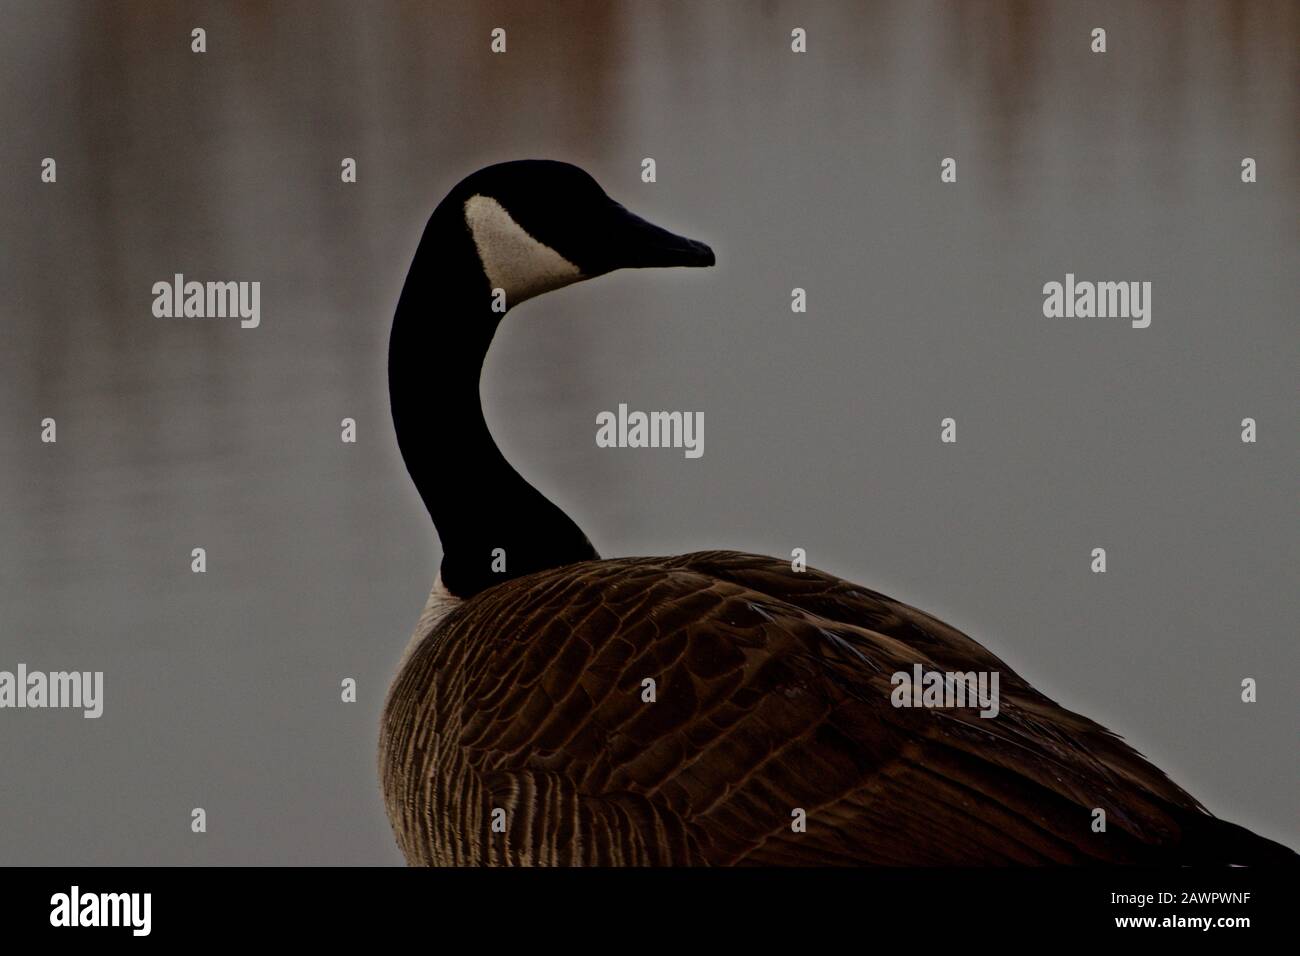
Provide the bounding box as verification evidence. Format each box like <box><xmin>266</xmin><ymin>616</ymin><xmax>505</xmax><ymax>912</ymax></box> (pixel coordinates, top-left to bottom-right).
<box><xmin>599</xmin><ymin>201</ymin><xmax>715</xmax><ymax>271</ymax></box>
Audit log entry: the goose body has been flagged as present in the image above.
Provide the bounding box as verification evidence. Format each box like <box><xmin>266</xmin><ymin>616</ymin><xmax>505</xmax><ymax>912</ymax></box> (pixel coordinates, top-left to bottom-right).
<box><xmin>379</xmin><ymin>161</ymin><xmax>1293</xmax><ymax>866</ymax></box>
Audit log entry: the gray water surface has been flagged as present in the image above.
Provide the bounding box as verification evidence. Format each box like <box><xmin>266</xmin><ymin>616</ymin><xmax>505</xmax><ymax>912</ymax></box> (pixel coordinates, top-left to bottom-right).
<box><xmin>1</xmin><ymin>0</ymin><xmax>1296</xmax><ymax>864</ymax></box>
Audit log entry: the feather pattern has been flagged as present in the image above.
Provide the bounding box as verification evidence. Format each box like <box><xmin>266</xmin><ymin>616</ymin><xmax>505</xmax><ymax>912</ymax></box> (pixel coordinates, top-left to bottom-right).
<box><xmin>379</xmin><ymin>550</ymin><xmax>1287</xmax><ymax>865</ymax></box>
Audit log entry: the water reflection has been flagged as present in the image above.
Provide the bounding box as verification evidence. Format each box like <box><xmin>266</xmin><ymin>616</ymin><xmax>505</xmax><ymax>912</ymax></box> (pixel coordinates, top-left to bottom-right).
<box><xmin>1</xmin><ymin>0</ymin><xmax>1295</xmax><ymax>864</ymax></box>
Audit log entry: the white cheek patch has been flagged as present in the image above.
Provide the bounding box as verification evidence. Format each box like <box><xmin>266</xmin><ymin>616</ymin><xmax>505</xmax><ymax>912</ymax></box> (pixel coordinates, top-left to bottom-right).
<box><xmin>464</xmin><ymin>194</ymin><xmax>582</xmax><ymax>307</ymax></box>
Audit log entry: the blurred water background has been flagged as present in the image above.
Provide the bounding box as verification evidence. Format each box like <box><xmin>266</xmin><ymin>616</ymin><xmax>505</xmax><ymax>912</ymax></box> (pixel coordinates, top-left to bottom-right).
<box><xmin>0</xmin><ymin>0</ymin><xmax>1296</xmax><ymax>863</ymax></box>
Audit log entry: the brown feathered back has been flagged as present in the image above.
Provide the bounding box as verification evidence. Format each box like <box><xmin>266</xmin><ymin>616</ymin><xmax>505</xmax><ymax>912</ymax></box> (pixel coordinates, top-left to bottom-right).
<box><xmin>379</xmin><ymin>550</ymin><xmax>1279</xmax><ymax>865</ymax></box>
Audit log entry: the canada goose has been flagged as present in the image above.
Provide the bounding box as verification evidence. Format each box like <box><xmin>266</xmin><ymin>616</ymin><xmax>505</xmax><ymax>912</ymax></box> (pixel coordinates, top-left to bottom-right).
<box><xmin>380</xmin><ymin>160</ymin><xmax>1293</xmax><ymax>866</ymax></box>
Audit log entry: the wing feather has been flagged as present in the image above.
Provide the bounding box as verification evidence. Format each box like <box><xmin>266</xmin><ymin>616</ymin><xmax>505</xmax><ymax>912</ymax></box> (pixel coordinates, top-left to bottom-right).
<box><xmin>382</xmin><ymin>550</ymin><xmax>1264</xmax><ymax>865</ymax></box>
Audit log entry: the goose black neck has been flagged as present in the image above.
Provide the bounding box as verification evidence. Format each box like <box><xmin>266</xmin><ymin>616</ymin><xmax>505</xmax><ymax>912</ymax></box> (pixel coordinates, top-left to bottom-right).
<box><xmin>388</xmin><ymin>203</ymin><xmax>598</xmax><ymax>599</ymax></box>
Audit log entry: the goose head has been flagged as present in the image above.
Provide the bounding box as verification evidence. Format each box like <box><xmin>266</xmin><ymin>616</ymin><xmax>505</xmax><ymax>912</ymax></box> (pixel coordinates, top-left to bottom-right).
<box><xmin>390</xmin><ymin>160</ymin><xmax>714</xmax><ymax>599</ymax></box>
<box><xmin>436</xmin><ymin>159</ymin><xmax>715</xmax><ymax>311</ymax></box>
